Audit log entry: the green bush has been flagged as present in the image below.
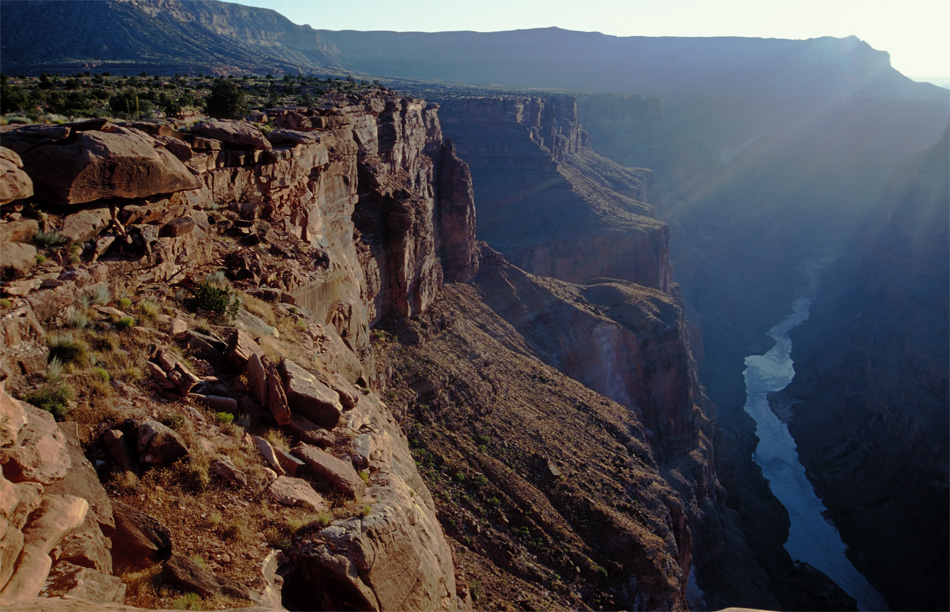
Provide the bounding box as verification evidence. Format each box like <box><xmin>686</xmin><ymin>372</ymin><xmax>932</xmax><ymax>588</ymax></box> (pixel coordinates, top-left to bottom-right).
<box><xmin>115</xmin><ymin>316</ymin><xmax>136</xmax><ymax>330</ymax></box>
<box><xmin>204</xmin><ymin>79</ymin><xmax>247</xmax><ymax>119</ymax></box>
<box><xmin>215</xmin><ymin>411</ymin><xmax>234</xmax><ymax>425</ymax></box>
<box><xmin>33</xmin><ymin>230</ymin><xmax>65</xmax><ymax>248</ymax></box>
<box><xmin>25</xmin><ymin>384</ymin><xmax>74</xmax><ymax>418</ymax></box>
<box><xmin>188</xmin><ymin>281</ymin><xmax>240</xmax><ymax>319</ymax></box>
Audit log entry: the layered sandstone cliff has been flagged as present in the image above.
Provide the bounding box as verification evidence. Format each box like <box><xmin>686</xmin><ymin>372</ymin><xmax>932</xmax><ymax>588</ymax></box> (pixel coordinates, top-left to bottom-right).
<box><xmin>437</xmin><ymin>96</ymin><xmax>671</xmax><ymax>293</ymax></box>
<box><xmin>0</xmin><ymin>92</ymin><xmax>475</xmax><ymax>611</ymax></box>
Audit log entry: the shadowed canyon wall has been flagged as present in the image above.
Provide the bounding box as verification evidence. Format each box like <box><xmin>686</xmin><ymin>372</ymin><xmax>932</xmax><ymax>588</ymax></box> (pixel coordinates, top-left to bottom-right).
<box><xmin>784</xmin><ymin>129</ymin><xmax>949</xmax><ymax>611</ymax></box>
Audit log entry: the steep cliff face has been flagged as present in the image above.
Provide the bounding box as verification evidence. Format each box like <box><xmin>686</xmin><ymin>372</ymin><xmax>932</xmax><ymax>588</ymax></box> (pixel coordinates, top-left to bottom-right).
<box><xmin>373</xmin><ymin>277</ymin><xmax>694</xmax><ymax>611</ymax></box>
<box><xmin>0</xmin><ymin>91</ymin><xmax>475</xmax><ymax>610</ymax></box>
<box><xmin>785</xmin><ymin>129</ymin><xmax>949</xmax><ymax>611</ymax></box>
<box><xmin>437</xmin><ymin>96</ymin><xmax>671</xmax><ymax>294</ymax></box>
<box><xmin>434</xmin><ymin>95</ymin><xmax>734</xmax><ymax>606</ymax></box>
<box><xmin>178</xmin><ymin>96</ymin><xmax>478</xmax><ymax>365</ymax></box>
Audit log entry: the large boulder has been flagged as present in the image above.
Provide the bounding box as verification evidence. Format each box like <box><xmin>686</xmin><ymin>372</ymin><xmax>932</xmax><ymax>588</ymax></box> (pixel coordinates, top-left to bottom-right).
<box><xmin>277</xmin><ymin>359</ymin><xmax>342</xmax><ymax>430</ymax></box>
<box><xmin>0</xmin><ymin>382</ymin><xmax>27</xmax><ymax>448</ymax></box>
<box><xmin>0</xmin><ymin>148</ymin><xmax>33</xmax><ymax>204</ymax></box>
<box><xmin>0</xmin><ymin>242</ymin><xmax>36</xmax><ymax>280</ymax></box>
<box><xmin>136</xmin><ymin>420</ymin><xmax>188</xmax><ymax>465</ymax></box>
<box><xmin>9</xmin><ymin>125</ymin><xmax>201</xmax><ymax>205</ymax></box>
<box><xmin>192</xmin><ymin>120</ymin><xmax>272</xmax><ymax>150</ymax></box>
<box><xmin>0</xmin><ymin>404</ymin><xmax>71</xmax><ymax>485</ymax></box>
<box><xmin>0</xmin><ymin>494</ymin><xmax>88</xmax><ymax>604</ymax></box>
<box><xmin>45</xmin><ymin>423</ymin><xmax>113</xmax><ymax>534</ymax></box>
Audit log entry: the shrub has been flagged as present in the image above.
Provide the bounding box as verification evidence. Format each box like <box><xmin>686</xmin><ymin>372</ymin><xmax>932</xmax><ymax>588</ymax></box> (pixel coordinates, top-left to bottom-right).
<box><xmin>317</xmin><ymin>513</ymin><xmax>331</xmax><ymax>527</ymax></box>
<box><xmin>215</xmin><ymin>411</ymin><xmax>234</xmax><ymax>425</ymax></box>
<box><xmin>171</xmin><ymin>592</ymin><xmax>201</xmax><ymax>610</ymax></box>
<box><xmin>81</xmin><ymin>285</ymin><xmax>111</xmax><ymax>306</ymax></box>
<box><xmin>115</xmin><ymin>316</ymin><xmax>136</xmax><ymax>330</ymax></box>
<box><xmin>162</xmin><ymin>414</ymin><xmax>186</xmax><ymax>430</ymax></box>
<box><xmin>33</xmin><ymin>230</ymin><xmax>65</xmax><ymax>248</ymax></box>
<box><xmin>118</xmin><ymin>297</ymin><xmax>132</xmax><ymax>309</ymax></box>
<box><xmin>0</xmin><ymin>298</ymin><xmax>11</xmax><ymax>309</ymax></box>
<box><xmin>35</xmin><ymin>253</ymin><xmax>46</xmax><ymax>264</ymax></box>
<box><xmin>66</xmin><ymin>307</ymin><xmax>89</xmax><ymax>329</ymax></box>
<box><xmin>358</xmin><ymin>471</ymin><xmax>370</xmax><ymax>483</ymax></box>
<box><xmin>47</xmin><ymin>332</ymin><xmax>88</xmax><ymax>364</ymax></box>
<box><xmin>25</xmin><ymin>384</ymin><xmax>74</xmax><ymax>417</ymax></box>
<box><xmin>188</xmin><ymin>281</ymin><xmax>239</xmax><ymax>320</ymax></box>
<box><xmin>204</xmin><ymin>79</ymin><xmax>247</xmax><ymax>119</ymax></box>
<box><xmin>138</xmin><ymin>300</ymin><xmax>160</xmax><ymax>320</ymax></box>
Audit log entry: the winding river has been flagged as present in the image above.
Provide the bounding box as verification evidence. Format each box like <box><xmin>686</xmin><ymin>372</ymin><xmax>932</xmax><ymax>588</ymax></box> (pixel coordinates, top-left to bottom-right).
<box><xmin>742</xmin><ymin>265</ymin><xmax>889</xmax><ymax>611</ymax></box>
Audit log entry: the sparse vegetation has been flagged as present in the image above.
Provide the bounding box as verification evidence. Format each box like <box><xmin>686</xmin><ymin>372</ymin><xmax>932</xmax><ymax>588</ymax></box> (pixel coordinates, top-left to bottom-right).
<box><xmin>33</xmin><ymin>230</ymin><xmax>65</xmax><ymax>248</ymax></box>
<box><xmin>188</xmin><ymin>281</ymin><xmax>240</xmax><ymax>320</ymax></box>
<box><xmin>47</xmin><ymin>331</ymin><xmax>89</xmax><ymax>365</ymax></box>
<box><xmin>24</xmin><ymin>383</ymin><xmax>74</xmax><ymax>417</ymax></box>
<box><xmin>116</xmin><ymin>315</ymin><xmax>136</xmax><ymax>330</ymax></box>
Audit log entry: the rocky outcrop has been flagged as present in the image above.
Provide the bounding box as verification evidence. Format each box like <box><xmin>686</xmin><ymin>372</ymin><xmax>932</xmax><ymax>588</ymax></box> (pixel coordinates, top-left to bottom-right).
<box><xmin>0</xmin><ymin>92</ymin><xmax>476</xmax><ymax>611</ymax></box>
<box><xmin>0</xmin><ymin>386</ymin><xmax>114</xmax><ymax>607</ymax></box>
<box><xmin>0</xmin><ymin>124</ymin><xmax>201</xmax><ymax>205</ymax></box>
<box><xmin>282</xmin><ymin>393</ymin><xmax>461</xmax><ymax>612</ymax></box>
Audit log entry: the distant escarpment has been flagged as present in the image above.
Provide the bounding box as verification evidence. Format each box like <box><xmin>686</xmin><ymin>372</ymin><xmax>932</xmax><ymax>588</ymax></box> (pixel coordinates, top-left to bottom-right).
<box><xmin>0</xmin><ymin>0</ymin><xmax>345</xmax><ymax>76</ymax></box>
<box><xmin>437</xmin><ymin>96</ymin><xmax>670</xmax><ymax>293</ymax></box>
<box><xmin>0</xmin><ymin>92</ymin><xmax>475</xmax><ymax>610</ymax></box>
<box><xmin>784</xmin><ymin>129</ymin><xmax>949</xmax><ymax>611</ymax></box>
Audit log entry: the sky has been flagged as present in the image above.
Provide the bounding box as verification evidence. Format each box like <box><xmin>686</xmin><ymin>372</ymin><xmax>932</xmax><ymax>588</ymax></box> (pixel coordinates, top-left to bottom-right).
<box><xmin>228</xmin><ymin>0</ymin><xmax>950</xmax><ymax>78</ymax></box>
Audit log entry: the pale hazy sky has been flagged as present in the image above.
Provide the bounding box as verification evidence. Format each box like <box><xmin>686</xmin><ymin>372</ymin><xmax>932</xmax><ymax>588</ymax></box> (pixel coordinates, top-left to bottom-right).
<box><xmin>229</xmin><ymin>0</ymin><xmax>950</xmax><ymax>78</ymax></box>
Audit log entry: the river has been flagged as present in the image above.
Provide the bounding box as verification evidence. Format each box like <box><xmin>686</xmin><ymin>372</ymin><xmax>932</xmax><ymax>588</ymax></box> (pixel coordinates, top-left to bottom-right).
<box><xmin>742</xmin><ymin>274</ymin><xmax>889</xmax><ymax>611</ymax></box>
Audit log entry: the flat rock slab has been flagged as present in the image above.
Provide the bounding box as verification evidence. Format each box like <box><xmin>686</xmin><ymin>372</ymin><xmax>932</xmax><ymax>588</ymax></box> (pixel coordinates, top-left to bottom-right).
<box><xmin>266</xmin><ymin>476</ymin><xmax>327</xmax><ymax>512</ymax></box>
<box><xmin>12</xmin><ymin>125</ymin><xmax>202</xmax><ymax>205</ymax></box>
<box><xmin>0</xmin><ymin>242</ymin><xmax>36</xmax><ymax>280</ymax></box>
<box><xmin>42</xmin><ymin>561</ymin><xmax>127</xmax><ymax>604</ymax></box>
<box><xmin>278</xmin><ymin>359</ymin><xmax>342</xmax><ymax>430</ymax></box>
<box><xmin>292</xmin><ymin>444</ymin><xmax>365</xmax><ymax>499</ymax></box>
<box><xmin>162</xmin><ymin>553</ymin><xmax>257</xmax><ymax>602</ymax></box>
<box><xmin>110</xmin><ymin>501</ymin><xmax>172</xmax><ymax>572</ymax></box>
<box><xmin>192</xmin><ymin>120</ymin><xmax>272</xmax><ymax>150</ymax></box>
<box><xmin>60</xmin><ymin>208</ymin><xmax>112</xmax><ymax>244</ymax></box>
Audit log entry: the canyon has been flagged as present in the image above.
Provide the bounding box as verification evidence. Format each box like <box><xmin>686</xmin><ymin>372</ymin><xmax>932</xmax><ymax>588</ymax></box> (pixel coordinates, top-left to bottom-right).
<box><xmin>1</xmin><ymin>90</ymin><xmax>732</xmax><ymax>611</ymax></box>
<box><xmin>1</xmin><ymin>0</ymin><xmax>948</xmax><ymax>610</ymax></box>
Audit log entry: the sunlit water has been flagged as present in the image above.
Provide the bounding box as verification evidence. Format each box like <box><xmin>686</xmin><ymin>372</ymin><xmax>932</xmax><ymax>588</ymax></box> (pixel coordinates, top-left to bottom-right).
<box><xmin>743</xmin><ymin>294</ymin><xmax>889</xmax><ymax>611</ymax></box>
